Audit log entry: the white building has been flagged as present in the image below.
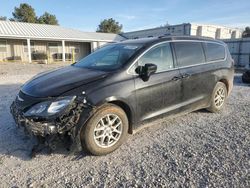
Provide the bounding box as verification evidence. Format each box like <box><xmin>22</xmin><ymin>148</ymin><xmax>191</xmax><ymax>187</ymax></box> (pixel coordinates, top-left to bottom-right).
<box><xmin>122</xmin><ymin>23</ymin><xmax>243</xmax><ymax>40</ymax></box>
<box><xmin>0</xmin><ymin>21</ymin><xmax>124</xmax><ymax>63</ymax></box>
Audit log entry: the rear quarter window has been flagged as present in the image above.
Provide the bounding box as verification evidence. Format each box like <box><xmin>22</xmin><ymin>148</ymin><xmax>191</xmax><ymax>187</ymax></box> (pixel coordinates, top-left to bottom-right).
<box><xmin>173</xmin><ymin>42</ymin><xmax>205</xmax><ymax>67</ymax></box>
<box><xmin>203</xmin><ymin>42</ymin><xmax>225</xmax><ymax>61</ymax></box>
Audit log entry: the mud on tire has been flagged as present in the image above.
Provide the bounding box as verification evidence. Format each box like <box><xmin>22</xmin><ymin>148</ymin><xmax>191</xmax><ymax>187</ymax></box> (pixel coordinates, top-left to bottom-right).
<box><xmin>207</xmin><ymin>82</ymin><xmax>228</xmax><ymax>113</ymax></box>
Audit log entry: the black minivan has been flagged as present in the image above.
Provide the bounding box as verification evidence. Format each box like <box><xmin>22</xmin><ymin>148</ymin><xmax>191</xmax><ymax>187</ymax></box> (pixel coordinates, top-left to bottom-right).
<box><xmin>11</xmin><ymin>36</ymin><xmax>234</xmax><ymax>155</ymax></box>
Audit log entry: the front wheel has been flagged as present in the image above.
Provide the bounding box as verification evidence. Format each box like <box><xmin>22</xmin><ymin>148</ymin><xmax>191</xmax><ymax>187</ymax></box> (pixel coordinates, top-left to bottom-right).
<box><xmin>207</xmin><ymin>82</ymin><xmax>228</xmax><ymax>113</ymax></box>
<box><xmin>80</xmin><ymin>104</ymin><xmax>128</xmax><ymax>155</ymax></box>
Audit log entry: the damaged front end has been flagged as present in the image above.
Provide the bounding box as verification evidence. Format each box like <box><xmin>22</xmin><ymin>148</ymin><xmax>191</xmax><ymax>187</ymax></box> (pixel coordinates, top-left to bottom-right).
<box><xmin>10</xmin><ymin>92</ymin><xmax>94</xmax><ymax>154</ymax></box>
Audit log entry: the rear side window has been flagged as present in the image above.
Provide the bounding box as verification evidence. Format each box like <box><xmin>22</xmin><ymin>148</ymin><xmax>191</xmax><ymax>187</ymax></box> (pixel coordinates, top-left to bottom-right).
<box><xmin>173</xmin><ymin>42</ymin><xmax>205</xmax><ymax>67</ymax></box>
<box><xmin>203</xmin><ymin>42</ymin><xmax>225</xmax><ymax>61</ymax></box>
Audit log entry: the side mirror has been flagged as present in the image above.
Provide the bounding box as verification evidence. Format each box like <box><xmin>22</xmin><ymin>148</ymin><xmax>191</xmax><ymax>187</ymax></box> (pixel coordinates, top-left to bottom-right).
<box><xmin>135</xmin><ymin>63</ymin><xmax>157</xmax><ymax>81</ymax></box>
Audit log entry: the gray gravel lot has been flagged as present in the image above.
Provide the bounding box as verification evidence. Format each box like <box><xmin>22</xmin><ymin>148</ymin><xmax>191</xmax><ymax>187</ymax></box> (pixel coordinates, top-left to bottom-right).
<box><xmin>0</xmin><ymin>62</ymin><xmax>249</xmax><ymax>187</ymax></box>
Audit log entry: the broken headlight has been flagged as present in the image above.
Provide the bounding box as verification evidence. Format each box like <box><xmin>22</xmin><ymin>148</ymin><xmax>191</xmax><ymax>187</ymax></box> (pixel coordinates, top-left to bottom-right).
<box><xmin>24</xmin><ymin>96</ymin><xmax>76</xmax><ymax>117</ymax></box>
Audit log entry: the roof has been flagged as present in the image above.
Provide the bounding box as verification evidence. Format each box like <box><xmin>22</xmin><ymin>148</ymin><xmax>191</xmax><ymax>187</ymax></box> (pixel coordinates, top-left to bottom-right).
<box><xmin>0</xmin><ymin>21</ymin><xmax>125</xmax><ymax>42</ymax></box>
<box><xmin>120</xmin><ymin>37</ymin><xmax>157</xmax><ymax>44</ymax></box>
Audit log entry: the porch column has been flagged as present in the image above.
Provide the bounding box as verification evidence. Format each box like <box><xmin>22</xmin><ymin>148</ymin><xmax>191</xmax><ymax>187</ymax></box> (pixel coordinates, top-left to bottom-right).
<box><xmin>62</xmin><ymin>40</ymin><xmax>66</xmax><ymax>62</ymax></box>
<box><xmin>91</xmin><ymin>41</ymin><xmax>98</xmax><ymax>52</ymax></box>
<box><xmin>27</xmin><ymin>38</ymin><xmax>32</xmax><ymax>63</ymax></box>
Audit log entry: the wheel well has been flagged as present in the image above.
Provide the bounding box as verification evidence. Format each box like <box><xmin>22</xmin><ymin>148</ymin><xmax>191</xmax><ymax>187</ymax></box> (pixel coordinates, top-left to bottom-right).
<box><xmin>108</xmin><ymin>101</ymin><xmax>133</xmax><ymax>134</ymax></box>
<box><xmin>218</xmin><ymin>79</ymin><xmax>229</xmax><ymax>93</ymax></box>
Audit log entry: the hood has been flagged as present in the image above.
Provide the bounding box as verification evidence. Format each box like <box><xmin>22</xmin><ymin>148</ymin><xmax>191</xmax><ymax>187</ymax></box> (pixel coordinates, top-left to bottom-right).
<box><xmin>21</xmin><ymin>65</ymin><xmax>108</xmax><ymax>97</ymax></box>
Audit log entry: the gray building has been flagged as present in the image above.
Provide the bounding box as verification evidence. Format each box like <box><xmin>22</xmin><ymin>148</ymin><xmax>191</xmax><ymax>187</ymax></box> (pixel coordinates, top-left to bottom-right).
<box><xmin>122</xmin><ymin>23</ymin><xmax>242</xmax><ymax>40</ymax></box>
<box><xmin>0</xmin><ymin>21</ymin><xmax>124</xmax><ymax>63</ymax></box>
<box><xmin>224</xmin><ymin>38</ymin><xmax>250</xmax><ymax>68</ymax></box>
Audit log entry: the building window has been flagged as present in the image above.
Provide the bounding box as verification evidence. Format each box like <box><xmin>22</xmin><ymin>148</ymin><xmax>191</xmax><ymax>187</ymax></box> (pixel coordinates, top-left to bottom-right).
<box><xmin>48</xmin><ymin>42</ymin><xmax>59</xmax><ymax>53</ymax></box>
<box><xmin>70</xmin><ymin>45</ymin><xmax>80</xmax><ymax>54</ymax></box>
<box><xmin>74</xmin><ymin>48</ymin><xmax>80</xmax><ymax>53</ymax></box>
<box><xmin>0</xmin><ymin>40</ymin><xmax>7</xmax><ymax>53</ymax></box>
<box><xmin>23</xmin><ymin>41</ymin><xmax>35</xmax><ymax>53</ymax></box>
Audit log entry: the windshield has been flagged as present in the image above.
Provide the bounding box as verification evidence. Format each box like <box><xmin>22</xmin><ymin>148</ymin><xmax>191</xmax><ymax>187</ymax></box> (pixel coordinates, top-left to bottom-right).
<box><xmin>74</xmin><ymin>44</ymin><xmax>142</xmax><ymax>71</ymax></box>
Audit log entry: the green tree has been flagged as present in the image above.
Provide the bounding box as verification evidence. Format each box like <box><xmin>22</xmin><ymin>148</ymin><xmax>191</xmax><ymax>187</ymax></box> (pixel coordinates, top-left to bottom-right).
<box><xmin>242</xmin><ymin>27</ymin><xmax>250</xmax><ymax>38</ymax></box>
<box><xmin>97</xmin><ymin>18</ymin><xmax>122</xmax><ymax>34</ymax></box>
<box><xmin>0</xmin><ymin>16</ymin><xmax>7</xmax><ymax>21</ymax></box>
<box><xmin>37</xmin><ymin>12</ymin><xmax>59</xmax><ymax>25</ymax></box>
<box><xmin>12</xmin><ymin>3</ymin><xmax>37</xmax><ymax>23</ymax></box>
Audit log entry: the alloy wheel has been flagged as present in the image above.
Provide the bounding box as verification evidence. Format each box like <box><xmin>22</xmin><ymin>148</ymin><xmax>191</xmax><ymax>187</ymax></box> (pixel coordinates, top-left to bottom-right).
<box><xmin>214</xmin><ymin>87</ymin><xmax>226</xmax><ymax>108</ymax></box>
<box><xmin>93</xmin><ymin>114</ymin><xmax>122</xmax><ymax>148</ymax></box>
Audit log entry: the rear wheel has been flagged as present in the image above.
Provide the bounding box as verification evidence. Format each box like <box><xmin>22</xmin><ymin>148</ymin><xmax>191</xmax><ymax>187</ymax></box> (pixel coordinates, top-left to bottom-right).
<box><xmin>207</xmin><ymin>82</ymin><xmax>227</xmax><ymax>113</ymax></box>
<box><xmin>80</xmin><ymin>104</ymin><xmax>128</xmax><ymax>155</ymax></box>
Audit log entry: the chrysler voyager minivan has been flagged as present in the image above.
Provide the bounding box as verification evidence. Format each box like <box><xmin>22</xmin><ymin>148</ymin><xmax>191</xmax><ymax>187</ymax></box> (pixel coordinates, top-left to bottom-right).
<box><xmin>11</xmin><ymin>36</ymin><xmax>234</xmax><ymax>155</ymax></box>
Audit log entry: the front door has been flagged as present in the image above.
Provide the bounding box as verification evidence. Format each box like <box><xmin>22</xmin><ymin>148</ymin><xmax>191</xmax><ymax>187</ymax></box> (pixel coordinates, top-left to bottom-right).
<box><xmin>133</xmin><ymin>43</ymin><xmax>182</xmax><ymax>122</ymax></box>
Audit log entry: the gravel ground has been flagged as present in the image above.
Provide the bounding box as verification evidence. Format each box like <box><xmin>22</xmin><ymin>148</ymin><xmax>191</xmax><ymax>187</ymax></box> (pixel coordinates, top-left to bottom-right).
<box><xmin>0</xmin><ymin>62</ymin><xmax>249</xmax><ymax>187</ymax></box>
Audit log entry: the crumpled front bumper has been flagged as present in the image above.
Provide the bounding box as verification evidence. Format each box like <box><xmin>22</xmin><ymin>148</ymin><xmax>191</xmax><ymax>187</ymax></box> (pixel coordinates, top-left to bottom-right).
<box><xmin>10</xmin><ymin>96</ymin><xmax>89</xmax><ymax>137</ymax></box>
<box><xmin>10</xmin><ymin>101</ymin><xmax>58</xmax><ymax>136</ymax></box>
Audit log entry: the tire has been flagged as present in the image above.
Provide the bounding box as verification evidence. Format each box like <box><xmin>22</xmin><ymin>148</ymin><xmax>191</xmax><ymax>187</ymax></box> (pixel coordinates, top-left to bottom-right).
<box><xmin>207</xmin><ymin>82</ymin><xmax>228</xmax><ymax>113</ymax></box>
<box><xmin>80</xmin><ymin>104</ymin><xmax>128</xmax><ymax>155</ymax></box>
<box><xmin>242</xmin><ymin>70</ymin><xmax>250</xmax><ymax>83</ymax></box>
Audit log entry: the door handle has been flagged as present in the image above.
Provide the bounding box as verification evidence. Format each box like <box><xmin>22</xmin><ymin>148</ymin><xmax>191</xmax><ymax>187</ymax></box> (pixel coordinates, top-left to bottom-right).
<box><xmin>172</xmin><ymin>76</ymin><xmax>182</xmax><ymax>81</ymax></box>
<box><xmin>182</xmin><ymin>73</ymin><xmax>191</xmax><ymax>79</ymax></box>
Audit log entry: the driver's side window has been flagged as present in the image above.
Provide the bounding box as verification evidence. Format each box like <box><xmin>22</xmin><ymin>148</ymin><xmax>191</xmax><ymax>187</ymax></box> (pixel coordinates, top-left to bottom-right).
<box><xmin>138</xmin><ymin>43</ymin><xmax>174</xmax><ymax>73</ymax></box>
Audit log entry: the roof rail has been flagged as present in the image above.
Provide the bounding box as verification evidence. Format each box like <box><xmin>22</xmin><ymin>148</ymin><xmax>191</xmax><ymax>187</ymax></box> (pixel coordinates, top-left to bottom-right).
<box><xmin>158</xmin><ymin>35</ymin><xmax>216</xmax><ymax>41</ymax></box>
<box><xmin>158</xmin><ymin>34</ymin><xmax>171</xmax><ymax>39</ymax></box>
<box><xmin>158</xmin><ymin>35</ymin><xmax>166</xmax><ymax>39</ymax></box>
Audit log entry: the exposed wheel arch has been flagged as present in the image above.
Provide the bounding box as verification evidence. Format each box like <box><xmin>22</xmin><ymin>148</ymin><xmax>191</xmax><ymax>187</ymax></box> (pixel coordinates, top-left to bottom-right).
<box><xmin>218</xmin><ymin>79</ymin><xmax>229</xmax><ymax>95</ymax></box>
<box><xmin>108</xmin><ymin>101</ymin><xmax>133</xmax><ymax>134</ymax></box>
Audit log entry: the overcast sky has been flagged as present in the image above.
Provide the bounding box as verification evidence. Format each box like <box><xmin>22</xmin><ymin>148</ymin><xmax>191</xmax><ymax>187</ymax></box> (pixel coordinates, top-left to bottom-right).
<box><xmin>1</xmin><ymin>0</ymin><xmax>249</xmax><ymax>32</ymax></box>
